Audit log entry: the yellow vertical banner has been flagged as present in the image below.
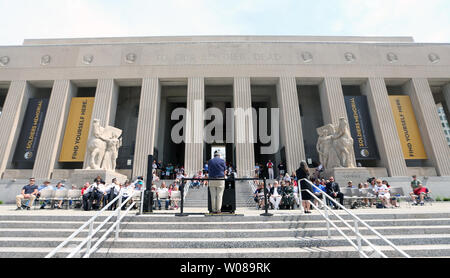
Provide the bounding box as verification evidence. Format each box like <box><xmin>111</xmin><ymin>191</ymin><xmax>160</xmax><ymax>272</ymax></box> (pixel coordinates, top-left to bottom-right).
<box><xmin>389</xmin><ymin>95</ymin><xmax>428</xmax><ymax>160</ymax></box>
<box><xmin>59</xmin><ymin>97</ymin><xmax>95</xmax><ymax>162</ymax></box>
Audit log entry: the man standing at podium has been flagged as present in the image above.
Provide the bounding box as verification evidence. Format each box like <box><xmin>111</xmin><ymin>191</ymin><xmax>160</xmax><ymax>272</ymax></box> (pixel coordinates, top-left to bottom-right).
<box><xmin>208</xmin><ymin>150</ymin><xmax>227</xmax><ymax>214</ymax></box>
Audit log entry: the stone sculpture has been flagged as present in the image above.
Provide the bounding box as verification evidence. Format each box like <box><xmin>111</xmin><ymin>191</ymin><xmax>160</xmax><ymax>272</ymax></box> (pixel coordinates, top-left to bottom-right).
<box><xmin>316</xmin><ymin>125</ymin><xmax>335</xmax><ymax>169</ymax></box>
<box><xmin>301</xmin><ymin>52</ymin><xmax>313</xmax><ymax>63</ymax></box>
<box><xmin>344</xmin><ymin>52</ymin><xmax>356</xmax><ymax>62</ymax></box>
<box><xmin>83</xmin><ymin>55</ymin><xmax>94</xmax><ymax>64</ymax></box>
<box><xmin>125</xmin><ymin>53</ymin><xmax>137</xmax><ymax>63</ymax></box>
<box><xmin>387</xmin><ymin>52</ymin><xmax>398</xmax><ymax>63</ymax></box>
<box><xmin>41</xmin><ymin>55</ymin><xmax>51</xmax><ymax>66</ymax></box>
<box><xmin>85</xmin><ymin>119</ymin><xmax>122</xmax><ymax>171</ymax></box>
<box><xmin>316</xmin><ymin>118</ymin><xmax>356</xmax><ymax>170</ymax></box>
<box><xmin>428</xmin><ymin>53</ymin><xmax>440</xmax><ymax>63</ymax></box>
<box><xmin>0</xmin><ymin>56</ymin><xmax>10</xmax><ymax>66</ymax></box>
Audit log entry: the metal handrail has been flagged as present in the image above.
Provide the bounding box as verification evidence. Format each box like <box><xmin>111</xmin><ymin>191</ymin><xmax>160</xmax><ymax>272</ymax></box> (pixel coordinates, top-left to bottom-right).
<box><xmin>82</xmin><ymin>195</ymin><xmax>136</xmax><ymax>258</ymax></box>
<box><xmin>301</xmin><ymin>179</ymin><xmax>410</xmax><ymax>258</ymax></box>
<box><xmin>46</xmin><ymin>191</ymin><xmax>136</xmax><ymax>258</ymax></box>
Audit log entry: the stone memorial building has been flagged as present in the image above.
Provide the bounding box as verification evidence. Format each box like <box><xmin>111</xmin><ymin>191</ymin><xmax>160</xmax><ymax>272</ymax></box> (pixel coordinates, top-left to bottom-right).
<box><xmin>0</xmin><ymin>36</ymin><xmax>449</xmax><ymax>199</ymax></box>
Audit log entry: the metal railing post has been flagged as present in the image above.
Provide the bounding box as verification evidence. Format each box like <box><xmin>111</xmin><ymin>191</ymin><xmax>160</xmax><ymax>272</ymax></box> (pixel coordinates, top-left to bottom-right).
<box><xmin>260</xmin><ymin>178</ymin><xmax>273</xmax><ymax>217</ymax></box>
<box><xmin>298</xmin><ymin>186</ymin><xmax>304</xmax><ymax>213</ymax></box>
<box><xmin>355</xmin><ymin>219</ymin><xmax>362</xmax><ymax>258</ymax></box>
<box><xmin>323</xmin><ymin>193</ymin><xmax>331</xmax><ymax>239</ymax></box>
<box><xmin>176</xmin><ymin>179</ymin><xmax>188</xmax><ymax>217</ymax></box>
<box><xmin>115</xmin><ymin>191</ymin><xmax>123</xmax><ymax>240</ymax></box>
<box><xmin>139</xmin><ymin>190</ymin><xmax>145</xmax><ymax>215</ymax></box>
<box><xmin>85</xmin><ymin>221</ymin><xmax>94</xmax><ymax>258</ymax></box>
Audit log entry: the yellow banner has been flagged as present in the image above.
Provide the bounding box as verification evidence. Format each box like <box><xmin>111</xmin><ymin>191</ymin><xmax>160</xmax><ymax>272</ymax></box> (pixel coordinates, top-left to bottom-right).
<box><xmin>389</xmin><ymin>95</ymin><xmax>428</xmax><ymax>160</ymax></box>
<box><xmin>59</xmin><ymin>97</ymin><xmax>95</xmax><ymax>162</ymax></box>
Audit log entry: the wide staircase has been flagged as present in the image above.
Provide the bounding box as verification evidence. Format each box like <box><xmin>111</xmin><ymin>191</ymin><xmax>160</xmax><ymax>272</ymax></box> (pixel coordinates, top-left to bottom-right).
<box><xmin>1</xmin><ymin>211</ymin><xmax>450</xmax><ymax>258</ymax></box>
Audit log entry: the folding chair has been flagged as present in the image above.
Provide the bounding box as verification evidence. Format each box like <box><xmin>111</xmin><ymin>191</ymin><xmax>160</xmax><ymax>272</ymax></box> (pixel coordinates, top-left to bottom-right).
<box><xmin>157</xmin><ymin>191</ymin><xmax>170</xmax><ymax>210</ymax></box>
<box><xmin>132</xmin><ymin>191</ymin><xmax>143</xmax><ymax>210</ymax></box>
<box><xmin>52</xmin><ymin>190</ymin><xmax>68</xmax><ymax>209</ymax></box>
<box><xmin>350</xmin><ymin>189</ymin><xmax>364</xmax><ymax>209</ymax></box>
<box><xmin>360</xmin><ymin>188</ymin><xmax>376</xmax><ymax>208</ymax></box>
<box><xmin>67</xmin><ymin>190</ymin><xmax>82</xmax><ymax>209</ymax></box>
<box><xmin>170</xmin><ymin>191</ymin><xmax>181</xmax><ymax>209</ymax></box>
<box><xmin>341</xmin><ymin>188</ymin><xmax>353</xmax><ymax>207</ymax></box>
<box><xmin>38</xmin><ymin>189</ymin><xmax>55</xmax><ymax>209</ymax></box>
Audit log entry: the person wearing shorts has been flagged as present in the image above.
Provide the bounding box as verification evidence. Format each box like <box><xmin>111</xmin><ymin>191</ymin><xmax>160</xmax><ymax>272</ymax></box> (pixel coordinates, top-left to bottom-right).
<box><xmin>374</xmin><ymin>179</ymin><xmax>391</xmax><ymax>208</ymax></box>
<box><xmin>410</xmin><ymin>175</ymin><xmax>427</xmax><ymax>206</ymax></box>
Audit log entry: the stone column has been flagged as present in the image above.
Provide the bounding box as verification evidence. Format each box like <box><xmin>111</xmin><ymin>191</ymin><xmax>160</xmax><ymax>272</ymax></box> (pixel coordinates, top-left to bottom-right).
<box><xmin>361</xmin><ymin>78</ymin><xmax>408</xmax><ymax>177</ymax></box>
<box><xmin>404</xmin><ymin>78</ymin><xmax>450</xmax><ymax>176</ymax></box>
<box><xmin>132</xmin><ymin>78</ymin><xmax>161</xmax><ymax>179</ymax></box>
<box><xmin>83</xmin><ymin>79</ymin><xmax>119</xmax><ymax>169</ymax></box>
<box><xmin>0</xmin><ymin>81</ymin><xmax>31</xmax><ymax>178</ymax></box>
<box><xmin>444</xmin><ymin>84</ymin><xmax>450</xmax><ymax>113</ymax></box>
<box><xmin>319</xmin><ymin>77</ymin><xmax>349</xmax><ymax>125</ymax></box>
<box><xmin>184</xmin><ymin>77</ymin><xmax>205</xmax><ymax>177</ymax></box>
<box><xmin>276</xmin><ymin>77</ymin><xmax>305</xmax><ymax>174</ymax></box>
<box><xmin>233</xmin><ymin>77</ymin><xmax>255</xmax><ymax>178</ymax></box>
<box><xmin>32</xmin><ymin>80</ymin><xmax>76</xmax><ymax>179</ymax></box>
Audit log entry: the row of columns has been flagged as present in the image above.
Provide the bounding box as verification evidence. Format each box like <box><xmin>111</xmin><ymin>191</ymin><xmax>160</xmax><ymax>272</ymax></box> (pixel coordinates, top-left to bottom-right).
<box><xmin>0</xmin><ymin>77</ymin><xmax>449</xmax><ymax>180</ymax></box>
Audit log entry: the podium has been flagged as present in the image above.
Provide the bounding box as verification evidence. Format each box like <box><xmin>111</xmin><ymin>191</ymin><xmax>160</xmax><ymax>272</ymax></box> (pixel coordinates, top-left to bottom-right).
<box><xmin>208</xmin><ymin>179</ymin><xmax>236</xmax><ymax>214</ymax></box>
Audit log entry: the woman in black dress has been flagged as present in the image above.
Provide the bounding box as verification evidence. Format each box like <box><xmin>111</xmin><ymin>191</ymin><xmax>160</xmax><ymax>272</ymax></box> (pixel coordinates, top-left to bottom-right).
<box><xmin>296</xmin><ymin>161</ymin><xmax>312</xmax><ymax>213</ymax></box>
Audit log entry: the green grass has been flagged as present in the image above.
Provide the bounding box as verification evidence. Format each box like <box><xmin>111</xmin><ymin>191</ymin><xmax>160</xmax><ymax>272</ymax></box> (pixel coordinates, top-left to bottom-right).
<box><xmin>435</xmin><ymin>197</ymin><xmax>450</xmax><ymax>202</ymax></box>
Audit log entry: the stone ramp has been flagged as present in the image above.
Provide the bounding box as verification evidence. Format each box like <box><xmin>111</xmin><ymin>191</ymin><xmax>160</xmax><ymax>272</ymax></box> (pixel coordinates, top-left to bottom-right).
<box><xmin>2</xmin><ymin>206</ymin><xmax>450</xmax><ymax>258</ymax></box>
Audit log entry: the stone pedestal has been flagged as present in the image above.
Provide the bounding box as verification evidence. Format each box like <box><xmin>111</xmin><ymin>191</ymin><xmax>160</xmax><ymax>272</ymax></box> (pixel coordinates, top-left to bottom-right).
<box><xmin>69</xmin><ymin>169</ymin><xmax>128</xmax><ymax>188</ymax></box>
<box><xmin>325</xmin><ymin>167</ymin><xmax>371</xmax><ymax>186</ymax></box>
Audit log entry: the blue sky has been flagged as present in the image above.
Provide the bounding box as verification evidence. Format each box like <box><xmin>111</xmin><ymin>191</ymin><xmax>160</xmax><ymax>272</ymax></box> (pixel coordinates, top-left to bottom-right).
<box><xmin>0</xmin><ymin>0</ymin><xmax>449</xmax><ymax>45</ymax></box>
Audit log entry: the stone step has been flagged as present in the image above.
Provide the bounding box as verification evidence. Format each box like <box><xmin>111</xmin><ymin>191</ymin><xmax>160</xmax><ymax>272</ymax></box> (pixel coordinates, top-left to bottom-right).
<box><xmin>3</xmin><ymin>244</ymin><xmax>450</xmax><ymax>258</ymax></box>
<box><xmin>84</xmin><ymin>244</ymin><xmax>450</xmax><ymax>258</ymax></box>
<box><xmin>2</xmin><ymin>212</ymin><xmax>450</xmax><ymax>222</ymax></box>
<box><xmin>1</xmin><ymin>234</ymin><xmax>449</xmax><ymax>249</ymax></box>
<box><xmin>2</xmin><ymin>218</ymin><xmax>450</xmax><ymax>230</ymax></box>
<box><xmin>2</xmin><ymin>225</ymin><xmax>449</xmax><ymax>238</ymax></box>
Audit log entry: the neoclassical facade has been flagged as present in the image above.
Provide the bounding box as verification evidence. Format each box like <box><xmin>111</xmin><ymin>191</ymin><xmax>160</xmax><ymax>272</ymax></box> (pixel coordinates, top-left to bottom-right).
<box><xmin>0</xmin><ymin>36</ymin><xmax>449</xmax><ymax>182</ymax></box>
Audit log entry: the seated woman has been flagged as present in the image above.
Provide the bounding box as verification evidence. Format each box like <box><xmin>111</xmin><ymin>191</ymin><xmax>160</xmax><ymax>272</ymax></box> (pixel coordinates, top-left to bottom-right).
<box><xmin>168</xmin><ymin>184</ymin><xmax>180</xmax><ymax>210</ymax></box>
<box><xmin>253</xmin><ymin>183</ymin><xmax>266</xmax><ymax>209</ymax></box>
<box><xmin>374</xmin><ymin>179</ymin><xmax>391</xmax><ymax>208</ymax></box>
<box><xmin>383</xmin><ymin>180</ymin><xmax>399</xmax><ymax>208</ymax></box>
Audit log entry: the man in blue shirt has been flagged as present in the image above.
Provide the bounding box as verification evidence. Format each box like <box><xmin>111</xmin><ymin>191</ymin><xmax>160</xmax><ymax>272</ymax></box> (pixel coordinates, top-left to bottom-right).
<box><xmin>208</xmin><ymin>150</ymin><xmax>226</xmax><ymax>214</ymax></box>
<box><xmin>15</xmin><ymin>178</ymin><xmax>39</xmax><ymax>210</ymax></box>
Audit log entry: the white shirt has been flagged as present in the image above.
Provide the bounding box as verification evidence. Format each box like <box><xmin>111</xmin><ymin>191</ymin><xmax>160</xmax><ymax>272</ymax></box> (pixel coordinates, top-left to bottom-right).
<box><xmin>106</xmin><ymin>183</ymin><xmax>120</xmax><ymax>195</ymax></box>
<box><xmin>97</xmin><ymin>184</ymin><xmax>107</xmax><ymax>194</ymax></box>
<box><xmin>83</xmin><ymin>183</ymin><xmax>101</xmax><ymax>195</ymax></box>
<box><xmin>120</xmin><ymin>186</ymin><xmax>134</xmax><ymax>198</ymax></box>
<box><xmin>272</xmin><ymin>187</ymin><xmax>280</xmax><ymax>197</ymax></box>
<box><xmin>374</xmin><ymin>185</ymin><xmax>389</xmax><ymax>195</ymax></box>
<box><xmin>157</xmin><ymin>187</ymin><xmax>169</xmax><ymax>194</ymax></box>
